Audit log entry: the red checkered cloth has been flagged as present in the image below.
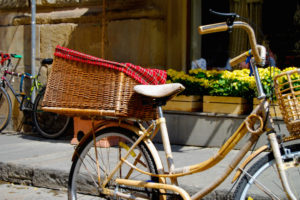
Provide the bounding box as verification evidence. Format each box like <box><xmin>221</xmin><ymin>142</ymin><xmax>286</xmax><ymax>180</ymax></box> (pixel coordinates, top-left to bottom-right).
<box><xmin>54</xmin><ymin>46</ymin><xmax>166</xmax><ymax>85</ymax></box>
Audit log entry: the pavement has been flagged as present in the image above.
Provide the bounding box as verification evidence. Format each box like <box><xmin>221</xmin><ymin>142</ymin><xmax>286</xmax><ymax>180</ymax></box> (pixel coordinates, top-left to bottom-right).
<box><xmin>0</xmin><ymin>131</ymin><xmax>259</xmax><ymax>200</ymax></box>
<box><xmin>0</xmin><ymin>181</ymin><xmax>68</xmax><ymax>200</ymax></box>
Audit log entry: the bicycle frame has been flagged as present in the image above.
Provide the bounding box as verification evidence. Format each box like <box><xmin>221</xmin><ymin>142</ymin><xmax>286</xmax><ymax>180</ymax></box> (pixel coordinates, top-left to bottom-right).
<box><xmin>1</xmin><ymin>68</ymin><xmax>40</xmax><ymax>110</ymax></box>
<box><xmin>78</xmin><ymin>99</ymin><xmax>296</xmax><ymax>200</ymax></box>
<box><xmin>73</xmin><ymin>100</ymin><xmax>268</xmax><ymax>200</ymax></box>
<box><xmin>0</xmin><ymin>52</ymin><xmax>43</xmax><ymax>103</ymax></box>
<box><xmin>72</xmin><ymin>19</ymin><xmax>298</xmax><ymax>200</ymax></box>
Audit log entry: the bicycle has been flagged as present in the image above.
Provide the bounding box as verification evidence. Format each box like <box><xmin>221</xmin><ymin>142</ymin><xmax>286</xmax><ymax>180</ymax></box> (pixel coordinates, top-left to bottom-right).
<box><xmin>67</xmin><ymin>11</ymin><xmax>300</xmax><ymax>200</ymax></box>
<box><xmin>0</xmin><ymin>53</ymin><xmax>71</xmax><ymax>138</ymax></box>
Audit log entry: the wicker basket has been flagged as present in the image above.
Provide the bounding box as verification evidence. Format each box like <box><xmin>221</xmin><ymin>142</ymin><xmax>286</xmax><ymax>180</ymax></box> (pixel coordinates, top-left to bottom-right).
<box><xmin>274</xmin><ymin>69</ymin><xmax>300</xmax><ymax>135</ymax></box>
<box><xmin>42</xmin><ymin>57</ymin><xmax>157</xmax><ymax>121</ymax></box>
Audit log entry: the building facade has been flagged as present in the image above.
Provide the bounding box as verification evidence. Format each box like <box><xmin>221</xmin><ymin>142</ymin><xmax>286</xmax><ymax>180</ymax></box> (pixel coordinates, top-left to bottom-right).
<box><xmin>0</xmin><ymin>0</ymin><xmax>299</xmax><ymax>132</ymax></box>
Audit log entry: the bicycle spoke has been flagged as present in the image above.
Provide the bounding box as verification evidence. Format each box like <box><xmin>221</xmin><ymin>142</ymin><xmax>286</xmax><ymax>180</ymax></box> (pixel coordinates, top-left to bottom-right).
<box><xmin>92</xmin><ymin>127</ymin><xmax>101</xmax><ymax>188</ymax></box>
<box><xmin>98</xmin><ymin>145</ymin><xmax>110</xmax><ymax>179</ymax></box>
<box><xmin>125</xmin><ymin>153</ymin><xmax>143</xmax><ymax>179</ymax></box>
<box><xmin>78</xmin><ymin>154</ymin><xmax>100</xmax><ymax>190</ymax></box>
<box><xmin>85</xmin><ymin>151</ymin><xmax>107</xmax><ymax>177</ymax></box>
<box><xmin>286</xmin><ymin>164</ymin><xmax>300</xmax><ymax>199</ymax></box>
<box><xmin>235</xmin><ymin>145</ymin><xmax>300</xmax><ymax>200</ymax></box>
<box><xmin>69</xmin><ymin>129</ymin><xmax>158</xmax><ymax>200</ymax></box>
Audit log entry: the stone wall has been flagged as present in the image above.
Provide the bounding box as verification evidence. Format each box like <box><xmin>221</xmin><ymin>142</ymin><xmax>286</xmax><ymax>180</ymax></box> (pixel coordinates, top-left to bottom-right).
<box><xmin>0</xmin><ymin>0</ymin><xmax>187</xmax><ymax>132</ymax></box>
<box><xmin>0</xmin><ymin>0</ymin><xmax>168</xmax><ymax>67</ymax></box>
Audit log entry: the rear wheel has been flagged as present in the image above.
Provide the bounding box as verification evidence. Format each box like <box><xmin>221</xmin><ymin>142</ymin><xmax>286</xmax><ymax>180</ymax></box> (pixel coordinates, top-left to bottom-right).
<box><xmin>68</xmin><ymin>127</ymin><xmax>158</xmax><ymax>200</ymax></box>
<box><xmin>0</xmin><ymin>86</ymin><xmax>11</xmax><ymax>132</ymax></box>
<box><xmin>234</xmin><ymin>143</ymin><xmax>300</xmax><ymax>200</ymax></box>
<box><xmin>32</xmin><ymin>87</ymin><xmax>70</xmax><ymax>139</ymax></box>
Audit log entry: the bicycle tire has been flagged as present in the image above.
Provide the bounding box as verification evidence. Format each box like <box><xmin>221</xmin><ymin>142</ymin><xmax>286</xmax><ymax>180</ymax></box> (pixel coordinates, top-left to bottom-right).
<box><xmin>32</xmin><ymin>87</ymin><xmax>71</xmax><ymax>139</ymax></box>
<box><xmin>0</xmin><ymin>86</ymin><xmax>11</xmax><ymax>132</ymax></box>
<box><xmin>68</xmin><ymin>127</ymin><xmax>159</xmax><ymax>200</ymax></box>
<box><xmin>234</xmin><ymin>143</ymin><xmax>300</xmax><ymax>200</ymax></box>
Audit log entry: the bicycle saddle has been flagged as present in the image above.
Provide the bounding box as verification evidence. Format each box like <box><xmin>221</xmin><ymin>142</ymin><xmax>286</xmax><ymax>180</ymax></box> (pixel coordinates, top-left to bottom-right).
<box><xmin>41</xmin><ymin>58</ymin><xmax>53</xmax><ymax>65</ymax></box>
<box><xmin>134</xmin><ymin>83</ymin><xmax>185</xmax><ymax>99</ymax></box>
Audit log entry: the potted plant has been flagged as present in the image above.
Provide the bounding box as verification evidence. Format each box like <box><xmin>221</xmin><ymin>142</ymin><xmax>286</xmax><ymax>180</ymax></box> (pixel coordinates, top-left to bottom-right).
<box><xmin>165</xmin><ymin>66</ymin><xmax>298</xmax><ymax>115</ymax></box>
<box><xmin>163</xmin><ymin>69</ymin><xmax>208</xmax><ymax>112</ymax></box>
<box><xmin>189</xmin><ymin>68</ymin><xmax>254</xmax><ymax>115</ymax></box>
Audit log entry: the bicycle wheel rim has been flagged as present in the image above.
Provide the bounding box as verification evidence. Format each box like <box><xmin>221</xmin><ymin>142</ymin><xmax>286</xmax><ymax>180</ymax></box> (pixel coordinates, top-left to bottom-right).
<box><xmin>33</xmin><ymin>89</ymin><xmax>70</xmax><ymax>138</ymax></box>
<box><xmin>68</xmin><ymin>128</ymin><xmax>158</xmax><ymax>200</ymax></box>
<box><xmin>236</xmin><ymin>144</ymin><xmax>300</xmax><ymax>200</ymax></box>
<box><xmin>0</xmin><ymin>87</ymin><xmax>11</xmax><ymax>131</ymax></box>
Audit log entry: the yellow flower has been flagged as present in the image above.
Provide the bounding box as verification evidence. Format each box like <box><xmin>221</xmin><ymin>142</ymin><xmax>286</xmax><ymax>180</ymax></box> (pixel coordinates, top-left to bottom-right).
<box><xmin>167</xmin><ymin>66</ymin><xmax>298</xmax><ymax>97</ymax></box>
<box><xmin>282</xmin><ymin>67</ymin><xmax>297</xmax><ymax>72</ymax></box>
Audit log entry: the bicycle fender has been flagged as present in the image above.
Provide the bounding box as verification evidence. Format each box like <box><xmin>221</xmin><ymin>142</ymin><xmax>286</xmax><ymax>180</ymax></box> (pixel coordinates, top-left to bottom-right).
<box><xmin>72</xmin><ymin>120</ymin><xmax>164</xmax><ymax>175</ymax></box>
<box><xmin>231</xmin><ymin>145</ymin><xmax>268</xmax><ymax>183</ymax></box>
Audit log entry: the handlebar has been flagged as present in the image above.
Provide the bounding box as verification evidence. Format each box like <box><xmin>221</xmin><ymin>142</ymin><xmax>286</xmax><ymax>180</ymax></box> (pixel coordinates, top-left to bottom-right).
<box><xmin>198</xmin><ymin>12</ymin><xmax>267</xmax><ymax>99</ymax></box>
<box><xmin>11</xmin><ymin>54</ymin><xmax>22</xmax><ymax>59</ymax></box>
<box><xmin>198</xmin><ymin>22</ymin><xmax>229</xmax><ymax>35</ymax></box>
<box><xmin>198</xmin><ymin>20</ymin><xmax>265</xmax><ymax>66</ymax></box>
<box><xmin>0</xmin><ymin>53</ymin><xmax>52</xmax><ymax>67</ymax></box>
<box><xmin>0</xmin><ymin>53</ymin><xmax>22</xmax><ymax>66</ymax></box>
<box><xmin>0</xmin><ymin>53</ymin><xmax>22</xmax><ymax>59</ymax></box>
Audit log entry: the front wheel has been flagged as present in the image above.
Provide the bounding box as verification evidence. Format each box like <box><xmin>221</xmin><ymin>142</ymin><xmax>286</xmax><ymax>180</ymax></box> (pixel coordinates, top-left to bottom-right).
<box><xmin>234</xmin><ymin>143</ymin><xmax>300</xmax><ymax>200</ymax></box>
<box><xmin>68</xmin><ymin>127</ymin><xmax>159</xmax><ymax>200</ymax></box>
<box><xmin>32</xmin><ymin>87</ymin><xmax>71</xmax><ymax>139</ymax></box>
<box><xmin>0</xmin><ymin>86</ymin><xmax>12</xmax><ymax>132</ymax></box>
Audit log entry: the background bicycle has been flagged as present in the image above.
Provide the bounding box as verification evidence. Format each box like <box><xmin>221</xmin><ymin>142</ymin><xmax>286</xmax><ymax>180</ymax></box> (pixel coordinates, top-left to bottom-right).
<box><xmin>0</xmin><ymin>53</ymin><xmax>71</xmax><ymax>138</ymax></box>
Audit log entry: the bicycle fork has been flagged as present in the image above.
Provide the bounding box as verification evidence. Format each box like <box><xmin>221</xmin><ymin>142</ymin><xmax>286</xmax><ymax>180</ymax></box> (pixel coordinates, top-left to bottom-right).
<box><xmin>268</xmin><ymin>132</ymin><xmax>297</xmax><ymax>200</ymax></box>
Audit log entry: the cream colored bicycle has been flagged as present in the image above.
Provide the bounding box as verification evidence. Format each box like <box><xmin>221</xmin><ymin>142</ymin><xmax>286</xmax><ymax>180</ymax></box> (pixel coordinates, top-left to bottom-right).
<box><xmin>68</xmin><ymin>11</ymin><xmax>300</xmax><ymax>200</ymax></box>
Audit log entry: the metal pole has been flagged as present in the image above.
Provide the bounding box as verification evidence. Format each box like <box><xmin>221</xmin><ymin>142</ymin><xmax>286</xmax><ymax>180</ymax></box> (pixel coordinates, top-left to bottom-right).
<box><xmin>31</xmin><ymin>0</ymin><xmax>36</xmax><ymax>102</ymax></box>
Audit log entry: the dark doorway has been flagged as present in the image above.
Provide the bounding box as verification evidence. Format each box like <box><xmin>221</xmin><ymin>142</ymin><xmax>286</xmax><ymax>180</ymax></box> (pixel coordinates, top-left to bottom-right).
<box><xmin>262</xmin><ymin>0</ymin><xmax>300</xmax><ymax>68</ymax></box>
<box><xmin>193</xmin><ymin>0</ymin><xmax>299</xmax><ymax>69</ymax></box>
<box><xmin>201</xmin><ymin>1</ymin><xmax>230</xmax><ymax>69</ymax></box>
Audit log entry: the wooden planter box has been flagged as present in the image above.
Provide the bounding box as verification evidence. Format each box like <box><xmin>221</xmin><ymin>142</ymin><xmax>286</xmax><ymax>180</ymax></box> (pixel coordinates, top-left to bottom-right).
<box><xmin>253</xmin><ymin>98</ymin><xmax>282</xmax><ymax>118</ymax></box>
<box><xmin>71</xmin><ymin>117</ymin><xmax>121</xmax><ymax>147</ymax></box>
<box><xmin>203</xmin><ymin>96</ymin><xmax>251</xmax><ymax>115</ymax></box>
<box><xmin>163</xmin><ymin>95</ymin><xmax>203</xmax><ymax>112</ymax></box>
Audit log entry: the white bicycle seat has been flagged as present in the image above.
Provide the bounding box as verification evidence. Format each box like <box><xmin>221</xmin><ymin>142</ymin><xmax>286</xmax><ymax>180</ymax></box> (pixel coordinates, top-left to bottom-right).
<box><xmin>134</xmin><ymin>83</ymin><xmax>185</xmax><ymax>98</ymax></box>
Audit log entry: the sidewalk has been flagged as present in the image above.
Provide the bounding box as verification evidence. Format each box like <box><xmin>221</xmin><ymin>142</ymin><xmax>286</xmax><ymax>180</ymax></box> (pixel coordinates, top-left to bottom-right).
<box><xmin>0</xmin><ymin>131</ymin><xmax>250</xmax><ymax>199</ymax></box>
